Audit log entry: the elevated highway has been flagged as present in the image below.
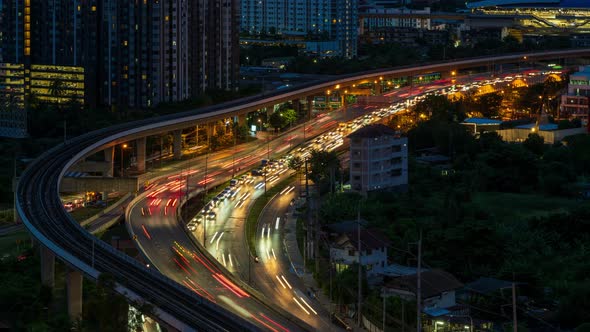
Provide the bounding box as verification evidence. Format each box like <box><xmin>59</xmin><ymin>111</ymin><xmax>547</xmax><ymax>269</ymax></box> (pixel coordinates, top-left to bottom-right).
<box><xmin>17</xmin><ymin>49</ymin><xmax>590</xmax><ymax>330</ymax></box>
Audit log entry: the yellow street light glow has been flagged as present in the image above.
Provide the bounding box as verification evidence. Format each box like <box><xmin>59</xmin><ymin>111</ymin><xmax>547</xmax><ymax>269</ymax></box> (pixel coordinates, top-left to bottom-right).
<box><xmin>335</xmin><ymin>84</ymin><xmax>340</xmax><ymax>89</ymax></box>
<box><xmin>123</xmin><ymin>144</ymin><xmax>128</xmax><ymax>148</ymax></box>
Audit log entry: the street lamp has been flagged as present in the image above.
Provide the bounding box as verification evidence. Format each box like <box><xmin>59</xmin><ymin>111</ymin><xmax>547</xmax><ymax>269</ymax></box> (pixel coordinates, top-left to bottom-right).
<box><xmin>449</xmin><ymin>315</ymin><xmax>474</xmax><ymax>331</ymax></box>
<box><xmin>434</xmin><ymin>321</ymin><xmax>444</xmax><ymax>332</ymax></box>
<box><xmin>120</xmin><ymin>143</ymin><xmax>128</xmax><ymax>177</ymax></box>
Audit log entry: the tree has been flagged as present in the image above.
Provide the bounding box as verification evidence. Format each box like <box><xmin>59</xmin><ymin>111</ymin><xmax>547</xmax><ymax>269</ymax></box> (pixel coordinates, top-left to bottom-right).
<box><xmin>281</xmin><ymin>108</ymin><xmax>297</xmax><ymax>127</ymax></box>
<box><xmin>308</xmin><ymin>149</ymin><xmax>340</xmax><ymax>193</ymax></box>
<box><xmin>470</xmin><ymin>92</ymin><xmax>503</xmax><ymax>118</ymax></box>
<box><xmin>288</xmin><ymin>155</ymin><xmax>303</xmax><ymax>173</ymax></box>
<box><xmin>48</xmin><ymin>79</ymin><xmax>66</xmax><ymax>101</ymax></box>
<box><xmin>523</xmin><ymin>133</ymin><xmax>545</xmax><ymax>156</ymax></box>
<box><xmin>235</xmin><ymin>124</ymin><xmax>250</xmax><ymax>142</ymax></box>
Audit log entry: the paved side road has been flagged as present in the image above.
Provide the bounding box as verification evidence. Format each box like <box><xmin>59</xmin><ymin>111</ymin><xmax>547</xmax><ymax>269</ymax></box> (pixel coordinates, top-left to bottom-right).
<box><xmin>282</xmin><ymin>196</ymin><xmax>361</xmax><ymax>332</ymax></box>
<box><xmin>0</xmin><ymin>223</ymin><xmax>24</xmax><ymax>236</ymax></box>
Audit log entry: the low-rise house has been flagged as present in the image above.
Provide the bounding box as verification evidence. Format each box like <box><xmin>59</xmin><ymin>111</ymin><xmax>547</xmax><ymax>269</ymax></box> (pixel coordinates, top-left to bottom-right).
<box><xmin>329</xmin><ymin>227</ymin><xmax>390</xmax><ymax>278</ymax></box>
<box><xmin>383</xmin><ymin>269</ymin><xmax>463</xmax><ymax>311</ymax></box>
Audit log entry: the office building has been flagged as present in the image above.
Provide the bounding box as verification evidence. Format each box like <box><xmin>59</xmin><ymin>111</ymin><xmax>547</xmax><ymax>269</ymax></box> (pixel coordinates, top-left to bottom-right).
<box><xmin>241</xmin><ymin>0</ymin><xmax>358</xmax><ymax>58</ymax></box>
<box><xmin>348</xmin><ymin>124</ymin><xmax>408</xmax><ymax>194</ymax></box>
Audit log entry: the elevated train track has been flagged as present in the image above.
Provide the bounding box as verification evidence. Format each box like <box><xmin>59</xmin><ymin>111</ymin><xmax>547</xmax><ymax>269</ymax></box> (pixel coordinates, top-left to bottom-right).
<box><xmin>16</xmin><ymin>49</ymin><xmax>590</xmax><ymax>330</ymax></box>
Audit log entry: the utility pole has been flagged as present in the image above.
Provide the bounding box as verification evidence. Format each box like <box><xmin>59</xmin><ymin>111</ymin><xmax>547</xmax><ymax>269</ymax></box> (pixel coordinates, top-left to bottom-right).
<box><xmin>329</xmin><ymin>249</ymin><xmax>333</xmax><ymax>315</ymax></box>
<box><xmin>383</xmin><ymin>293</ymin><xmax>386</xmax><ymax>332</ymax></box>
<box><xmin>91</xmin><ymin>239</ymin><xmax>95</xmax><ymax>268</ymax></box>
<box><xmin>357</xmin><ymin>205</ymin><xmax>362</xmax><ymax>328</ymax></box>
<box><xmin>305</xmin><ymin>158</ymin><xmax>311</xmax><ymax>270</ymax></box>
<box><xmin>512</xmin><ymin>281</ymin><xmax>518</xmax><ymax>332</ymax></box>
<box><xmin>402</xmin><ymin>300</ymin><xmax>405</xmax><ymax>332</ymax></box>
<box><xmin>417</xmin><ymin>230</ymin><xmax>422</xmax><ymax>332</ymax></box>
<box><xmin>232</xmin><ymin>124</ymin><xmax>236</xmax><ymax>178</ymax></box>
<box><xmin>13</xmin><ymin>157</ymin><xmax>17</xmax><ymax>223</ymax></box>
<box><xmin>203</xmin><ymin>152</ymin><xmax>208</xmax><ymax>248</ymax></box>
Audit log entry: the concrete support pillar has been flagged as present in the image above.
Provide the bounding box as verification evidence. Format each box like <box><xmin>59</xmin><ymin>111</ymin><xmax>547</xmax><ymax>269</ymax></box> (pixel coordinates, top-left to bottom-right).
<box><xmin>238</xmin><ymin>113</ymin><xmax>247</xmax><ymax>127</ymax></box>
<box><xmin>40</xmin><ymin>245</ymin><xmax>55</xmax><ymax>288</ymax></box>
<box><xmin>375</xmin><ymin>82</ymin><xmax>383</xmax><ymax>95</ymax></box>
<box><xmin>205</xmin><ymin>124</ymin><xmax>212</xmax><ymax>147</ymax></box>
<box><xmin>306</xmin><ymin>96</ymin><xmax>314</xmax><ymax>120</ymax></box>
<box><xmin>173</xmin><ymin>130</ymin><xmax>182</xmax><ymax>160</ymax></box>
<box><xmin>135</xmin><ymin>137</ymin><xmax>146</xmax><ymax>173</ymax></box>
<box><xmin>66</xmin><ymin>269</ymin><xmax>83</xmax><ymax>321</ymax></box>
<box><xmin>206</xmin><ymin>122</ymin><xmax>216</xmax><ymax>140</ymax></box>
<box><xmin>102</xmin><ymin>191</ymin><xmax>108</xmax><ymax>201</ymax></box>
<box><xmin>103</xmin><ymin>147</ymin><xmax>114</xmax><ymax>177</ymax></box>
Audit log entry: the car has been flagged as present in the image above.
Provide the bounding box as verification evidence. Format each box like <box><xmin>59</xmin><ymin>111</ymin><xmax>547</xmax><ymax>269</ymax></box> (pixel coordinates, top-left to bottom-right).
<box><xmin>206</xmin><ymin>211</ymin><xmax>216</xmax><ymax>220</ymax></box>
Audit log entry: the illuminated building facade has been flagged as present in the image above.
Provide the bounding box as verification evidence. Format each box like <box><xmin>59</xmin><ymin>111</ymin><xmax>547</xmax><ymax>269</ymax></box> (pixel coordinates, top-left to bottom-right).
<box><xmin>467</xmin><ymin>0</ymin><xmax>590</xmax><ymax>41</ymax></box>
<box><xmin>241</xmin><ymin>0</ymin><xmax>358</xmax><ymax>58</ymax></box>
<box><xmin>560</xmin><ymin>66</ymin><xmax>590</xmax><ymax>126</ymax></box>
<box><xmin>189</xmin><ymin>0</ymin><xmax>240</xmax><ymax>93</ymax></box>
<box><xmin>0</xmin><ymin>0</ymin><xmax>239</xmax><ymax>137</ymax></box>
<box><xmin>348</xmin><ymin>124</ymin><xmax>408</xmax><ymax>194</ymax></box>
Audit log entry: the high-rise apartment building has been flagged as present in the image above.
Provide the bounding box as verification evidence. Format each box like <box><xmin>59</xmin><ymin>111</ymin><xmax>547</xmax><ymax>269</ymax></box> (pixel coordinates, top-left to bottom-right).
<box><xmin>0</xmin><ymin>0</ymin><xmax>239</xmax><ymax>137</ymax></box>
<box><xmin>241</xmin><ymin>0</ymin><xmax>358</xmax><ymax>58</ymax></box>
<box><xmin>189</xmin><ymin>0</ymin><xmax>240</xmax><ymax>93</ymax></box>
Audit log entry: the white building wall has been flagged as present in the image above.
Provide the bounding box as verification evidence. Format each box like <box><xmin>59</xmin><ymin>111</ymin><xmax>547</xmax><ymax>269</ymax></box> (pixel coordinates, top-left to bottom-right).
<box><xmin>423</xmin><ymin>291</ymin><xmax>456</xmax><ymax>310</ymax></box>
<box><xmin>330</xmin><ymin>245</ymin><xmax>388</xmax><ymax>276</ymax></box>
<box><xmin>350</xmin><ymin>135</ymin><xmax>408</xmax><ymax>194</ymax></box>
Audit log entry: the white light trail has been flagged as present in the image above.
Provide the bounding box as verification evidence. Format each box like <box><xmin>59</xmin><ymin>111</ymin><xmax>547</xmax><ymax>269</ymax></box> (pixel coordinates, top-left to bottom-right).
<box><xmin>293</xmin><ymin>297</ymin><xmax>310</xmax><ymax>315</ymax></box>
<box><xmin>275</xmin><ymin>217</ymin><xmax>280</xmax><ymax>230</ymax></box>
<box><xmin>276</xmin><ymin>275</ymin><xmax>286</xmax><ymax>289</ymax></box>
<box><xmin>216</xmin><ymin>232</ymin><xmax>224</xmax><ymax>251</ymax></box>
<box><xmin>210</xmin><ymin>231</ymin><xmax>218</xmax><ymax>244</ymax></box>
<box><xmin>281</xmin><ymin>275</ymin><xmax>292</xmax><ymax>289</ymax></box>
<box><xmin>299</xmin><ymin>297</ymin><xmax>318</xmax><ymax>315</ymax></box>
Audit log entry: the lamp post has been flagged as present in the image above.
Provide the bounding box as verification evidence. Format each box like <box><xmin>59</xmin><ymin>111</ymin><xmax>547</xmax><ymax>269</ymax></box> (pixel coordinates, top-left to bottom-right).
<box><xmin>449</xmin><ymin>315</ymin><xmax>474</xmax><ymax>331</ymax></box>
<box><xmin>120</xmin><ymin>143</ymin><xmax>128</xmax><ymax>177</ymax></box>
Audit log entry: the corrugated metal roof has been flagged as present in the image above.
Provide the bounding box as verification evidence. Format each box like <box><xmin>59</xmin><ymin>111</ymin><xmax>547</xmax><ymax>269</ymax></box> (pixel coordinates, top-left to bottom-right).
<box><xmin>463</xmin><ymin>117</ymin><xmax>503</xmax><ymax>125</ymax></box>
<box><xmin>467</xmin><ymin>0</ymin><xmax>590</xmax><ymax>8</ymax></box>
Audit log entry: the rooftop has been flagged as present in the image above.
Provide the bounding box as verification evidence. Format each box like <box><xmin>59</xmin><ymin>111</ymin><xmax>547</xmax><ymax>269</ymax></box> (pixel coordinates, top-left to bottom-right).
<box><xmin>347</xmin><ymin>124</ymin><xmax>398</xmax><ymax>139</ymax></box>
<box><xmin>515</xmin><ymin>123</ymin><xmax>558</xmax><ymax>131</ymax></box>
<box><xmin>467</xmin><ymin>0</ymin><xmax>590</xmax><ymax>9</ymax></box>
<box><xmin>462</xmin><ymin>117</ymin><xmax>503</xmax><ymax>125</ymax></box>
<box><xmin>465</xmin><ymin>277</ymin><xmax>515</xmax><ymax>295</ymax></box>
<box><xmin>384</xmin><ymin>269</ymin><xmax>463</xmax><ymax>299</ymax></box>
<box><xmin>333</xmin><ymin>229</ymin><xmax>391</xmax><ymax>251</ymax></box>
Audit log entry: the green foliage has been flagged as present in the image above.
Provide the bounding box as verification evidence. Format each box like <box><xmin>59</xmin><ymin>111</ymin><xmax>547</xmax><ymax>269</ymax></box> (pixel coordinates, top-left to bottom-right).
<box><xmin>307</xmin><ymin>149</ymin><xmax>340</xmax><ymax>193</ymax></box>
<box><xmin>468</xmin><ymin>92</ymin><xmax>503</xmax><ymax>118</ymax></box>
<box><xmin>82</xmin><ymin>273</ymin><xmax>129</xmax><ymax>332</ymax></box>
<box><xmin>268</xmin><ymin>108</ymin><xmax>296</xmax><ymax>130</ymax></box>
<box><xmin>523</xmin><ymin>133</ymin><xmax>545</xmax><ymax>156</ymax></box>
<box><xmin>287</xmin><ymin>155</ymin><xmax>303</xmax><ymax>173</ymax></box>
<box><xmin>563</xmin><ymin>134</ymin><xmax>590</xmax><ymax>176</ymax></box>
<box><xmin>557</xmin><ymin>282</ymin><xmax>590</xmax><ymax>328</ymax></box>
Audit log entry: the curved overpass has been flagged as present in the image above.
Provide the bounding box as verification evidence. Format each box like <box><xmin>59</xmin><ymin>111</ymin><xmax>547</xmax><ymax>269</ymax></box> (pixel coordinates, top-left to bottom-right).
<box><xmin>16</xmin><ymin>49</ymin><xmax>590</xmax><ymax>330</ymax></box>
